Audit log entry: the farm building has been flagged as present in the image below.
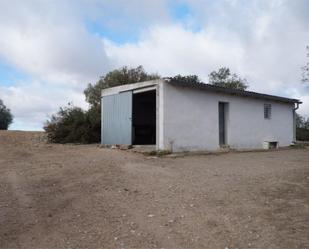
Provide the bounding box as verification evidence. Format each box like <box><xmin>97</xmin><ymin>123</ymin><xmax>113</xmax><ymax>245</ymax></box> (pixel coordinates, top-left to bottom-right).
<box><xmin>101</xmin><ymin>79</ymin><xmax>301</xmax><ymax>152</ymax></box>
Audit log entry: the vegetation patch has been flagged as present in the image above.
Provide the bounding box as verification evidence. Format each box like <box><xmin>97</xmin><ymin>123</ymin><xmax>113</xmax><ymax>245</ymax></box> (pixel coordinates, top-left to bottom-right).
<box><xmin>146</xmin><ymin>150</ymin><xmax>172</xmax><ymax>157</ymax></box>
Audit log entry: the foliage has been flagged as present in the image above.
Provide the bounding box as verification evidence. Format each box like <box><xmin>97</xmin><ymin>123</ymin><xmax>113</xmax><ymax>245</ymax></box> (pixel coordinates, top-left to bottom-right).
<box><xmin>296</xmin><ymin>113</ymin><xmax>309</xmax><ymax>141</ymax></box>
<box><xmin>147</xmin><ymin>150</ymin><xmax>171</xmax><ymax>156</ymax></box>
<box><xmin>44</xmin><ymin>104</ymin><xmax>88</xmax><ymax>143</ymax></box>
<box><xmin>296</xmin><ymin>113</ymin><xmax>309</xmax><ymax>129</ymax></box>
<box><xmin>45</xmin><ymin>66</ymin><xmax>160</xmax><ymax>143</ymax></box>
<box><xmin>85</xmin><ymin>105</ymin><xmax>101</xmax><ymax>143</ymax></box>
<box><xmin>208</xmin><ymin>67</ymin><xmax>248</xmax><ymax>90</ymax></box>
<box><xmin>169</xmin><ymin>74</ymin><xmax>201</xmax><ymax>84</ymax></box>
<box><xmin>84</xmin><ymin>66</ymin><xmax>160</xmax><ymax>107</ymax></box>
<box><xmin>301</xmin><ymin>46</ymin><xmax>309</xmax><ymax>83</ymax></box>
<box><xmin>0</xmin><ymin>99</ymin><xmax>13</xmax><ymax>130</ymax></box>
<box><xmin>296</xmin><ymin>128</ymin><xmax>309</xmax><ymax>141</ymax></box>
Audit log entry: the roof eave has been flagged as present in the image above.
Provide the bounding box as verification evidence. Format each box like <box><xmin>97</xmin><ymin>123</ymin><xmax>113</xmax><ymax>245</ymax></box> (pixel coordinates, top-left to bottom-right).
<box><xmin>167</xmin><ymin>80</ymin><xmax>301</xmax><ymax>104</ymax></box>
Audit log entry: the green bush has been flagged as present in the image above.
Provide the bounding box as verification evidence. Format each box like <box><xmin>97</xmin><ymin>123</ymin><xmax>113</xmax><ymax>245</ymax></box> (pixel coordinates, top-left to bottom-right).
<box><xmin>44</xmin><ymin>104</ymin><xmax>101</xmax><ymax>144</ymax></box>
<box><xmin>44</xmin><ymin>105</ymin><xmax>88</xmax><ymax>143</ymax></box>
<box><xmin>296</xmin><ymin>128</ymin><xmax>309</xmax><ymax>141</ymax></box>
<box><xmin>0</xmin><ymin>99</ymin><xmax>13</xmax><ymax>130</ymax></box>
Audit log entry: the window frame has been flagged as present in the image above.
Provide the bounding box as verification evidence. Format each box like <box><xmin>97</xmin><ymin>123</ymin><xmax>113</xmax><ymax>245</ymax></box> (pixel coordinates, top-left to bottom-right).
<box><xmin>264</xmin><ymin>103</ymin><xmax>272</xmax><ymax>119</ymax></box>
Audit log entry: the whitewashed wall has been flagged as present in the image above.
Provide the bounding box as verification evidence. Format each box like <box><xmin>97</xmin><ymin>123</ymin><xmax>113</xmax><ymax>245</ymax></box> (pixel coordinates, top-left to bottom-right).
<box><xmin>161</xmin><ymin>83</ymin><xmax>294</xmax><ymax>152</ymax></box>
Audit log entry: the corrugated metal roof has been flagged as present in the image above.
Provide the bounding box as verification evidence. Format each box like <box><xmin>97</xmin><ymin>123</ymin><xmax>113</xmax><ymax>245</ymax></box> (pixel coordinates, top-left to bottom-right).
<box><xmin>167</xmin><ymin>80</ymin><xmax>301</xmax><ymax>104</ymax></box>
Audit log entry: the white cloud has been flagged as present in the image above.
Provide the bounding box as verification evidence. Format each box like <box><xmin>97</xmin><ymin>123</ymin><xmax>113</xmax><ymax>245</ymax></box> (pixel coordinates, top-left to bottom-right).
<box><xmin>0</xmin><ymin>1</ymin><xmax>110</xmax><ymax>130</ymax></box>
<box><xmin>0</xmin><ymin>1</ymin><xmax>111</xmax><ymax>87</ymax></box>
<box><xmin>0</xmin><ymin>0</ymin><xmax>175</xmax><ymax>130</ymax></box>
<box><xmin>105</xmin><ymin>0</ymin><xmax>309</xmax><ymax>116</ymax></box>
<box><xmin>0</xmin><ymin>0</ymin><xmax>308</xmax><ymax>131</ymax></box>
<box><xmin>298</xmin><ymin>95</ymin><xmax>309</xmax><ymax>116</ymax></box>
<box><xmin>105</xmin><ymin>25</ymin><xmax>244</xmax><ymax>79</ymax></box>
<box><xmin>0</xmin><ymin>80</ymin><xmax>87</xmax><ymax>131</ymax></box>
<box><xmin>81</xmin><ymin>0</ymin><xmax>170</xmax><ymax>30</ymax></box>
<box><xmin>105</xmin><ymin>22</ymin><xmax>308</xmax><ymax>93</ymax></box>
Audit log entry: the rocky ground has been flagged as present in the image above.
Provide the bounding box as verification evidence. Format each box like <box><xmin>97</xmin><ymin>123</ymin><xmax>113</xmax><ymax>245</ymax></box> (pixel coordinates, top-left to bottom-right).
<box><xmin>0</xmin><ymin>131</ymin><xmax>308</xmax><ymax>249</ymax></box>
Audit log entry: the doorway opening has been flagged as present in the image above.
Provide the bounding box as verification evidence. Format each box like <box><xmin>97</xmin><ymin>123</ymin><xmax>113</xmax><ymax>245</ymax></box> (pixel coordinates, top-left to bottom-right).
<box><xmin>219</xmin><ymin>102</ymin><xmax>229</xmax><ymax>146</ymax></box>
<box><xmin>132</xmin><ymin>90</ymin><xmax>156</xmax><ymax>145</ymax></box>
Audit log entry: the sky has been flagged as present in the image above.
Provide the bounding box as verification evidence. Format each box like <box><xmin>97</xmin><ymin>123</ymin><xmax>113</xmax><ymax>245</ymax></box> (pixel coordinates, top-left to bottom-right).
<box><xmin>0</xmin><ymin>0</ymin><xmax>308</xmax><ymax>130</ymax></box>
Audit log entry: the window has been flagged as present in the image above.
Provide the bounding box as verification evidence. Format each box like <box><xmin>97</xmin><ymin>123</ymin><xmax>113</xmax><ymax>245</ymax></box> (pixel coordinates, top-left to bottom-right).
<box><xmin>264</xmin><ymin>104</ymin><xmax>271</xmax><ymax>119</ymax></box>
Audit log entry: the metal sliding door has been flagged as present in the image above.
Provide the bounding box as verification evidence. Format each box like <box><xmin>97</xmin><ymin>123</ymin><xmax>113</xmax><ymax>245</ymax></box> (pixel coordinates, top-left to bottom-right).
<box><xmin>102</xmin><ymin>91</ymin><xmax>132</xmax><ymax>145</ymax></box>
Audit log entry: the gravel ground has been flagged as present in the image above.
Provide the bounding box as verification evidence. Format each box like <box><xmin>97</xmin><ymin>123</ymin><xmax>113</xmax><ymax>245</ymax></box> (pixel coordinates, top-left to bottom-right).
<box><xmin>0</xmin><ymin>131</ymin><xmax>308</xmax><ymax>249</ymax></box>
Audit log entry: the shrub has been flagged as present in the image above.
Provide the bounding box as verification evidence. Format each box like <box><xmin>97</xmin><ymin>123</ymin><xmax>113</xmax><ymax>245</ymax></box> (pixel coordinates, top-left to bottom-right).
<box><xmin>0</xmin><ymin>99</ymin><xmax>13</xmax><ymax>130</ymax></box>
<box><xmin>296</xmin><ymin>128</ymin><xmax>309</xmax><ymax>141</ymax></box>
<box><xmin>44</xmin><ymin>105</ymin><xmax>88</xmax><ymax>143</ymax></box>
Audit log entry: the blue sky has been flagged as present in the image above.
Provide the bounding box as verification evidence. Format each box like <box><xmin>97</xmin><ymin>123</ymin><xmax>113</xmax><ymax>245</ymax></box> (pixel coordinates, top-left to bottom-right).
<box><xmin>0</xmin><ymin>61</ymin><xmax>29</xmax><ymax>87</ymax></box>
<box><xmin>0</xmin><ymin>0</ymin><xmax>308</xmax><ymax>130</ymax></box>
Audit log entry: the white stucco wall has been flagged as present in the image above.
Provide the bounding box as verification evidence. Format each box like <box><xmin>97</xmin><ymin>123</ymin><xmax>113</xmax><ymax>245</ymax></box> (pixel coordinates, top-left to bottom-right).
<box><xmin>161</xmin><ymin>83</ymin><xmax>294</xmax><ymax>152</ymax></box>
<box><xmin>156</xmin><ymin>81</ymin><xmax>165</xmax><ymax>150</ymax></box>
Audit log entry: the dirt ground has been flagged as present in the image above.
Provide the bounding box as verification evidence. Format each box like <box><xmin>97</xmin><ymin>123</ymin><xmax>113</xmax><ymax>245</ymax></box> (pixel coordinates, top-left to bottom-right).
<box><xmin>0</xmin><ymin>131</ymin><xmax>309</xmax><ymax>249</ymax></box>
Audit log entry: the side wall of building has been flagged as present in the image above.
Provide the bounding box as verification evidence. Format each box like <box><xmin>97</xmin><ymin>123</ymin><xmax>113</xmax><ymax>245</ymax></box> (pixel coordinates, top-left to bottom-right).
<box><xmin>161</xmin><ymin>83</ymin><xmax>294</xmax><ymax>152</ymax></box>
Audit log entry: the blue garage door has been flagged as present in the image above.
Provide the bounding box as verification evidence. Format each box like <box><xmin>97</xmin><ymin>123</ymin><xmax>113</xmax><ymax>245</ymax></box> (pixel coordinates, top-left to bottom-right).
<box><xmin>102</xmin><ymin>91</ymin><xmax>132</xmax><ymax>145</ymax></box>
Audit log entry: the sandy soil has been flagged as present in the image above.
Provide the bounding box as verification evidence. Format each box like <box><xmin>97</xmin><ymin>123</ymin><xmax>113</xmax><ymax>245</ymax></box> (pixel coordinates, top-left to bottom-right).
<box><xmin>0</xmin><ymin>131</ymin><xmax>308</xmax><ymax>249</ymax></box>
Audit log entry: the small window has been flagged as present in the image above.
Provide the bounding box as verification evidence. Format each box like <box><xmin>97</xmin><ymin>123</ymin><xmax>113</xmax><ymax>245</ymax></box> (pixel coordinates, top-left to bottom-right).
<box><xmin>264</xmin><ymin>104</ymin><xmax>271</xmax><ymax>119</ymax></box>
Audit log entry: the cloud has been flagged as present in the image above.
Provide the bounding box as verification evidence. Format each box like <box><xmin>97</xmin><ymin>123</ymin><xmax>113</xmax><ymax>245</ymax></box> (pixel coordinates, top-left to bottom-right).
<box><xmin>0</xmin><ymin>0</ymin><xmax>174</xmax><ymax>130</ymax></box>
<box><xmin>105</xmin><ymin>22</ymin><xmax>308</xmax><ymax>92</ymax></box>
<box><xmin>0</xmin><ymin>1</ymin><xmax>111</xmax><ymax>87</ymax></box>
<box><xmin>0</xmin><ymin>80</ymin><xmax>87</xmax><ymax>131</ymax></box>
<box><xmin>105</xmin><ymin>0</ymin><xmax>309</xmax><ymax>115</ymax></box>
<box><xmin>0</xmin><ymin>1</ymin><xmax>111</xmax><ymax>130</ymax></box>
<box><xmin>105</xmin><ymin>25</ymin><xmax>244</xmax><ymax>78</ymax></box>
<box><xmin>0</xmin><ymin>0</ymin><xmax>309</xmax><ymax>131</ymax></box>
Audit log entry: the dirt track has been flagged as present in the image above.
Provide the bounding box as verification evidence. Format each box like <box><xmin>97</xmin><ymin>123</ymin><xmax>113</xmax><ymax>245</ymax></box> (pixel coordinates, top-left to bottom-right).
<box><xmin>0</xmin><ymin>131</ymin><xmax>309</xmax><ymax>249</ymax></box>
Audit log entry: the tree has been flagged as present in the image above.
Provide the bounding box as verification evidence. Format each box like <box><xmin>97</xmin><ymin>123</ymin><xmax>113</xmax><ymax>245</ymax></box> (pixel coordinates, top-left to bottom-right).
<box><xmin>169</xmin><ymin>74</ymin><xmax>201</xmax><ymax>84</ymax></box>
<box><xmin>44</xmin><ymin>104</ymin><xmax>88</xmax><ymax>143</ymax></box>
<box><xmin>45</xmin><ymin>66</ymin><xmax>160</xmax><ymax>143</ymax></box>
<box><xmin>208</xmin><ymin>67</ymin><xmax>248</xmax><ymax>90</ymax></box>
<box><xmin>296</xmin><ymin>113</ymin><xmax>309</xmax><ymax>141</ymax></box>
<box><xmin>302</xmin><ymin>46</ymin><xmax>309</xmax><ymax>83</ymax></box>
<box><xmin>0</xmin><ymin>99</ymin><xmax>13</xmax><ymax>130</ymax></box>
<box><xmin>84</xmin><ymin>66</ymin><xmax>160</xmax><ymax>107</ymax></box>
<box><xmin>296</xmin><ymin>113</ymin><xmax>309</xmax><ymax>129</ymax></box>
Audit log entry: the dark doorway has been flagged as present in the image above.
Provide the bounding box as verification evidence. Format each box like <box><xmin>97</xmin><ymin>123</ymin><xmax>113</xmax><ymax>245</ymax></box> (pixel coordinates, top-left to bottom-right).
<box><xmin>219</xmin><ymin>102</ymin><xmax>228</xmax><ymax>146</ymax></box>
<box><xmin>132</xmin><ymin>90</ymin><xmax>156</xmax><ymax>145</ymax></box>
